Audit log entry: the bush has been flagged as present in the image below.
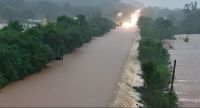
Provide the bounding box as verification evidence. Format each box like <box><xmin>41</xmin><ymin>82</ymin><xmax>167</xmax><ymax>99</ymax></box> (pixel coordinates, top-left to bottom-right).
<box><xmin>0</xmin><ymin>15</ymin><xmax>115</xmax><ymax>88</ymax></box>
<box><xmin>184</xmin><ymin>36</ymin><xmax>189</xmax><ymax>42</ymax></box>
<box><xmin>137</xmin><ymin>16</ymin><xmax>178</xmax><ymax>107</ymax></box>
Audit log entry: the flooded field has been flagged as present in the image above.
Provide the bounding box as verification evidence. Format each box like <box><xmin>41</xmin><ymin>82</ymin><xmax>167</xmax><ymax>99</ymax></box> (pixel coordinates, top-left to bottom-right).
<box><xmin>169</xmin><ymin>34</ymin><xmax>200</xmax><ymax>107</ymax></box>
<box><xmin>0</xmin><ymin>27</ymin><xmax>139</xmax><ymax>107</ymax></box>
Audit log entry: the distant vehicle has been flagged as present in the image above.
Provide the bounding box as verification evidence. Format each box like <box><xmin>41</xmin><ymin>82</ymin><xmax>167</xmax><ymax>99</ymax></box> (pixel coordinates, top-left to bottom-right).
<box><xmin>55</xmin><ymin>55</ymin><xmax>63</xmax><ymax>60</ymax></box>
<box><xmin>113</xmin><ymin>26</ymin><xmax>116</xmax><ymax>30</ymax></box>
<box><xmin>55</xmin><ymin>52</ymin><xmax>64</xmax><ymax>60</ymax></box>
<box><xmin>55</xmin><ymin>56</ymin><xmax>63</xmax><ymax>60</ymax></box>
<box><xmin>119</xmin><ymin>22</ymin><xmax>122</xmax><ymax>26</ymax></box>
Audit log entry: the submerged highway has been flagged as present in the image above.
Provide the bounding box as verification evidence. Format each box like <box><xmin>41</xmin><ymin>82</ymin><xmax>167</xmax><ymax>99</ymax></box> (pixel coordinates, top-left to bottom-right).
<box><xmin>0</xmin><ymin>26</ymin><xmax>139</xmax><ymax>107</ymax></box>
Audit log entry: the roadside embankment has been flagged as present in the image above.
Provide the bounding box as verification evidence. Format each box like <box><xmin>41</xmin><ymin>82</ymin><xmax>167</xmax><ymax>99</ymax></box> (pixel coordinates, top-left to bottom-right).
<box><xmin>111</xmin><ymin>32</ymin><xmax>143</xmax><ymax>107</ymax></box>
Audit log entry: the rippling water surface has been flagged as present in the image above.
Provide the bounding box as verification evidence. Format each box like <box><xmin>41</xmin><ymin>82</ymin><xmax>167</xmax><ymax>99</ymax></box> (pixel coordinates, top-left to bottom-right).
<box><xmin>169</xmin><ymin>34</ymin><xmax>200</xmax><ymax>107</ymax></box>
<box><xmin>111</xmin><ymin>32</ymin><xmax>143</xmax><ymax>107</ymax></box>
<box><xmin>0</xmin><ymin>27</ymin><xmax>138</xmax><ymax>107</ymax></box>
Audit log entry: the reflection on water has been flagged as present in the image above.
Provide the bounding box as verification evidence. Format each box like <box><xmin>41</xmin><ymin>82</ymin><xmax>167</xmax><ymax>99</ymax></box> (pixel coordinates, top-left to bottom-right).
<box><xmin>122</xmin><ymin>9</ymin><xmax>141</xmax><ymax>28</ymax></box>
<box><xmin>168</xmin><ymin>34</ymin><xmax>200</xmax><ymax>107</ymax></box>
<box><xmin>111</xmin><ymin>9</ymin><xmax>142</xmax><ymax>107</ymax></box>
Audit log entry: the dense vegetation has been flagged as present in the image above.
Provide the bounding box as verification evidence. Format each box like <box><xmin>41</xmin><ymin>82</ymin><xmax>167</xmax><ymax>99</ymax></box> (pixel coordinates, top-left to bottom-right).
<box><xmin>141</xmin><ymin>1</ymin><xmax>200</xmax><ymax>34</ymax></box>
<box><xmin>0</xmin><ymin>15</ymin><xmax>115</xmax><ymax>88</ymax></box>
<box><xmin>179</xmin><ymin>1</ymin><xmax>200</xmax><ymax>34</ymax></box>
<box><xmin>137</xmin><ymin>2</ymin><xmax>200</xmax><ymax>107</ymax></box>
<box><xmin>136</xmin><ymin>16</ymin><xmax>178</xmax><ymax>108</ymax></box>
<box><xmin>0</xmin><ymin>0</ymin><xmax>135</xmax><ymax>21</ymax></box>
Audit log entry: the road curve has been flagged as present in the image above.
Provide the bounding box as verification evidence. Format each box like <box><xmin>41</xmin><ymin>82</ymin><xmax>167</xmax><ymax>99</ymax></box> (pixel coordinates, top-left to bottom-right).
<box><xmin>0</xmin><ymin>27</ymin><xmax>136</xmax><ymax>107</ymax></box>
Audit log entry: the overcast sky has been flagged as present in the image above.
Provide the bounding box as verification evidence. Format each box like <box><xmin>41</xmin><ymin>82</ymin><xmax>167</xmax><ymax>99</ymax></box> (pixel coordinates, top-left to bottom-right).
<box><xmin>122</xmin><ymin>0</ymin><xmax>196</xmax><ymax>9</ymax></box>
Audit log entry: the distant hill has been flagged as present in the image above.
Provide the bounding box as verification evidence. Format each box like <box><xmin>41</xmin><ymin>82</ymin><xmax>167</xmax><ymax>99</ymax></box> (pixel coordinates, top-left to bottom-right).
<box><xmin>0</xmin><ymin>0</ymin><xmax>137</xmax><ymax>21</ymax></box>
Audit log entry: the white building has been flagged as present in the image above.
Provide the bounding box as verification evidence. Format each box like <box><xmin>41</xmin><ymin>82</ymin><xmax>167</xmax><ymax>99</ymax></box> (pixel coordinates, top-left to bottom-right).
<box><xmin>22</xmin><ymin>18</ymin><xmax>47</xmax><ymax>30</ymax></box>
<box><xmin>0</xmin><ymin>23</ymin><xmax>8</xmax><ymax>29</ymax></box>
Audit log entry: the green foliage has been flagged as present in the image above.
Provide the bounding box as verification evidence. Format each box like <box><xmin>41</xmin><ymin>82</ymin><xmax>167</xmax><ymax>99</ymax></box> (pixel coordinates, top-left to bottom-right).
<box><xmin>89</xmin><ymin>17</ymin><xmax>116</xmax><ymax>36</ymax></box>
<box><xmin>0</xmin><ymin>0</ymin><xmax>135</xmax><ymax>21</ymax></box>
<box><xmin>184</xmin><ymin>1</ymin><xmax>198</xmax><ymax>13</ymax></box>
<box><xmin>143</xmin><ymin>2</ymin><xmax>200</xmax><ymax>35</ymax></box>
<box><xmin>137</xmin><ymin>16</ymin><xmax>178</xmax><ymax>108</ymax></box>
<box><xmin>3</xmin><ymin>21</ymin><xmax>23</xmax><ymax>32</ymax></box>
<box><xmin>138</xmin><ymin>16</ymin><xmax>175</xmax><ymax>40</ymax></box>
<box><xmin>179</xmin><ymin>9</ymin><xmax>200</xmax><ymax>33</ymax></box>
<box><xmin>178</xmin><ymin>2</ymin><xmax>200</xmax><ymax>34</ymax></box>
<box><xmin>77</xmin><ymin>14</ymin><xmax>87</xmax><ymax>26</ymax></box>
<box><xmin>0</xmin><ymin>15</ymin><xmax>115</xmax><ymax>88</ymax></box>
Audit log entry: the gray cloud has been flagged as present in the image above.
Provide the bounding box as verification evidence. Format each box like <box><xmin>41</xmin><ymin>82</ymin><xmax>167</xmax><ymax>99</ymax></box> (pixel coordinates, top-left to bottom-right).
<box><xmin>122</xmin><ymin>0</ymin><xmax>197</xmax><ymax>9</ymax></box>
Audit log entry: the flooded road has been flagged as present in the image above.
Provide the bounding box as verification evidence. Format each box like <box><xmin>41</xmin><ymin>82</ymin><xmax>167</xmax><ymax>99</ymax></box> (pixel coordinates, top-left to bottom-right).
<box><xmin>0</xmin><ymin>27</ymin><xmax>137</xmax><ymax>107</ymax></box>
<box><xmin>112</xmin><ymin>31</ymin><xmax>143</xmax><ymax>107</ymax></box>
<box><xmin>169</xmin><ymin>34</ymin><xmax>200</xmax><ymax>107</ymax></box>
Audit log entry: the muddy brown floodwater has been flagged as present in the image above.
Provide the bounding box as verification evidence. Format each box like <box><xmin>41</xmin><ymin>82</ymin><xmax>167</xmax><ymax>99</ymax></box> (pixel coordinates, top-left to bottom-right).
<box><xmin>169</xmin><ymin>34</ymin><xmax>200</xmax><ymax>107</ymax></box>
<box><xmin>0</xmin><ymin>27</ymin><xmax>138</xmax><ymax>107</ymax></box>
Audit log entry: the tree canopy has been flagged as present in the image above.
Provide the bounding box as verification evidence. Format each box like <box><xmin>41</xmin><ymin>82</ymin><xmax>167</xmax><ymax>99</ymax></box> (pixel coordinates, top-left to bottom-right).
<box><xmin>0</xmin><ymin>15</ymin><xmax>115</xmax><ymax>88</ymax></box>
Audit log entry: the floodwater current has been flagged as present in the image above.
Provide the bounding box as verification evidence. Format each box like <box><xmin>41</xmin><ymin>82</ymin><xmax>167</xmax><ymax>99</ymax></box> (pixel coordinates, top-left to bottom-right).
<box><xmin>169</xmin><ymin>34</ymin><xmax>200</xmax><ymax>107</ymax></box>
<box><xmin>0</xmin><ymin>27</ymin><xmax>141</xmax><ymax>107</ymax></box>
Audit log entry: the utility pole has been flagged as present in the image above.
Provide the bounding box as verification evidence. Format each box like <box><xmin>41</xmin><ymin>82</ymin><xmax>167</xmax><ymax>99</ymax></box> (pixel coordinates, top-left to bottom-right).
<box><xmin>170</xmin><ymin>60</ymin><xmax>176</xmax><ymax>94</ymax></box>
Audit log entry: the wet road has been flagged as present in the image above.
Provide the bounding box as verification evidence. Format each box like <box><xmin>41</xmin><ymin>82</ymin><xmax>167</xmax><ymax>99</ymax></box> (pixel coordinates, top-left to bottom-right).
<box><xmin>0</xmin><ymin>27</ymin><xmax>136</xmax><ymax>107</ymax></box>
<box><xmin>169</xmin><ymin>34</ymin><xmax>200</xmax><ymax>107</ymax></box>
